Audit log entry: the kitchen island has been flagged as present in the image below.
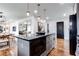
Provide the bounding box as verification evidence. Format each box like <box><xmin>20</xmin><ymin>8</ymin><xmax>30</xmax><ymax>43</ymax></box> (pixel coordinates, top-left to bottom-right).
<box><xmin>16</xmin><ymin>33</ymin><xmax>55</xmax><ymax>56</ymax></box>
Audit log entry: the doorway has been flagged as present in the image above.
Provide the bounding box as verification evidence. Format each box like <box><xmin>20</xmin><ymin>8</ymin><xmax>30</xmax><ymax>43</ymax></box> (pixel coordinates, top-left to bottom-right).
<box><xmin>57</xmin><ymin>22</ymin><xmax>64</xmax><ymax>39</ymax></box>
<box><xmin>57</xmin><ymin>22</ymin><xmax>64</xmax><ymax>50</ymax></box>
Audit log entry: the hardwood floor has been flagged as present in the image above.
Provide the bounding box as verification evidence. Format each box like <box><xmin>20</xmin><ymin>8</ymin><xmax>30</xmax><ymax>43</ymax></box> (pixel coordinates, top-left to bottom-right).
<box><xmin>48</xmin><ymin>38</ymin><xmax>70</xmax><ymax>56</ymax></box>
<box><xmin>0</xmin><ymin>38</ymin><xmax>70</xmax><ymax>56</ymax></box>
<box><xmin>0</xmin><ymin>47</ymin><xmax>16</xmax><ymax>56</ymax></box>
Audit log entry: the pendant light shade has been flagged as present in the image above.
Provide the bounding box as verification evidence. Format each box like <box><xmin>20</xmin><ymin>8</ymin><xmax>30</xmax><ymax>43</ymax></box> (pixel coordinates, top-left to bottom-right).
<box><xmin>0</xmin><ymin>12</ymin><xmax>3</xmax><ymax>18</ymax></box>
<box><xmin>34</xmin><ymin>10</ymin><xmax>38</xmax><ymax>14</ymax></box>
<box><xmin>37</xmin><ymin>16</ymin><xmax>41</xmax><ymax>20</ymax></box>
<box><xmin>26</xmin><ymin>11</ymin><xmax>30</xmax><ymax>16</ymax></box>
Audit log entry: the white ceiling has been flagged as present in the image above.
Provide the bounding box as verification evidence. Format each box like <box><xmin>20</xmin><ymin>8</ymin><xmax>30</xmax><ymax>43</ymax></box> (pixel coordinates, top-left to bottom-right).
<box><xmin>0</xmin><ymin>3</ymin><xmax>76</xmax><ymax>22</ymax></box>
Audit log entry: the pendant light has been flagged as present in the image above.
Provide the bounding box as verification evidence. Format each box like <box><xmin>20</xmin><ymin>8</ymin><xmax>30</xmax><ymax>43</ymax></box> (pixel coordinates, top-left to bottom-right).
<box><xmin>43</xmin><ymin>9</ymin><xmax>46</xmax><ymax>22</ymax></box>
<box><xmin>44</xmin><ymin>9</ymin><xmax>47</xmax><ymax>20</ymax></box>
<box><xmin>0</xmin><ymin>12</ymin><xmax>3</xmax><ymax>18</ymax></box>
<box><xmin>37</xmin><ymin>4</ymin><xmax>41</xmax><ymax>20</ymax></box>
<box><xmin>34</xmin><ymin>9</ymin><xmax>38</xmax><ymax>14</ymax></box>
<box><xmin>43</xmin><ymin>8</ymin><xmax>49</xmax><ymax>22</ymax></box>
<box><xmin>44</xmin><ymin>9</ymin><xmax>49</xmax><ymax>20</ymax></box>
<box><xmin>26</xmin><ymin>3</ymin><xmax>30</xmax><ymax>16</ymax></box>
<box><xmin>0</xmin><ymin>12</ymin><xmax>6</xmax><ymax>22</ymax></box>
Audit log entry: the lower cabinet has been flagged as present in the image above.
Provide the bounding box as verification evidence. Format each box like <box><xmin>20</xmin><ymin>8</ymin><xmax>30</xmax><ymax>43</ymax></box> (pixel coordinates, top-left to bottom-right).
<box><xmin>18</xmin><ymin>39</ymin><xmax>30</xmax><ymax>56</ymax></box>
<box><xmin>18</xmin><ymin>35</ymin><xmax>55</xmax><ymax>56</ymax></box>
<box><xmin>46</xmin><ymin>35</ymin><xmax>55</xmax><ymax>54</ymax></box>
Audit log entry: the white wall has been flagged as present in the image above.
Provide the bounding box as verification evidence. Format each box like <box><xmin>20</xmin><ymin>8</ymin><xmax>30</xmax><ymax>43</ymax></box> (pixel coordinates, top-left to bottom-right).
<box><xmin>31</xmin><ymin>16</ymin><xmax>38</xmax><ymax>34</ymax></box>
<box><xmin>10</xmin><ymin>22</ymin><xmax>19</xmax><ymax>36</ymax></box>
<box><xmin>48</xmin><ymin>21</ymin><xmax>56</xmax><ymax>34</ymax></box>
<box><xmin>48</xmin><ymin>17</ymin><xmax>69</xmax><ymax>49</ymax></box>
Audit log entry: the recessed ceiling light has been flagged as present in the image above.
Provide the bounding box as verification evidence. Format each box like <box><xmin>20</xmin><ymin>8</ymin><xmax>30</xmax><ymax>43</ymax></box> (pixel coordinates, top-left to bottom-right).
<box><xmin>63</xmin><ymin>13</ymin><xmax>66</xmax><ymax>16</ymax></box>
<box><xmin>34</xmin><ymin>10</ymin><xmax>38</xmax><ymax>14</ymax></box>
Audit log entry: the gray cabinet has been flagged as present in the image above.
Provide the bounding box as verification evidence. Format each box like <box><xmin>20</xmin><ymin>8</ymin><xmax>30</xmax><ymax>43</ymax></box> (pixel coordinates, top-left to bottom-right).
<box><xmin>17</xmin><ymin>34</ymin><xmax>55</xmax><ymax>56</ymax></box>
<box><xmin>18</xmin><ymin>39</ymin><xmax>30</xmax><ymax>56</ymax></box>
<box><xmin>46</xmin><ymin>35</ymin><xmax>55</xmax><ymax>54</ymax></box>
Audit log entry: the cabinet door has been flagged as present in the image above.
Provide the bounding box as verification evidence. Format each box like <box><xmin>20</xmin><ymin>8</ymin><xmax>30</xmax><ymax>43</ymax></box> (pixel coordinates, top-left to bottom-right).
<box><xmin>46</xmin><ymin>36</ymin><xmax>49</xmax><ymax>52</ymax></box>
<box><xmin>46</xmin><ymin>36</ymin><xmax>51</xmax><ymax>53</ymax></box>
<box><xmin>53</xmin><ymin>36</ymin><xmax>55</xmax><ymax>48</ymax></box>
<box><xmin>49</xmin><ymin>35</ymin><xmax>54</xmax><ymax>50</ymax></box>
<box><xmin>18</xmin><ymin>39</ymin><xmax>29</xmax><ymax>56</ymax></box>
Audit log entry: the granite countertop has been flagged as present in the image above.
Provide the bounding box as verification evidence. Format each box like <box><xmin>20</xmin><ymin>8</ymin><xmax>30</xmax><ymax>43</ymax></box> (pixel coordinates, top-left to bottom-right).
<box><xmin>15</xmin><ymin>33</ymin><xmax>55</xmax><ymax>41</ymax></box>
